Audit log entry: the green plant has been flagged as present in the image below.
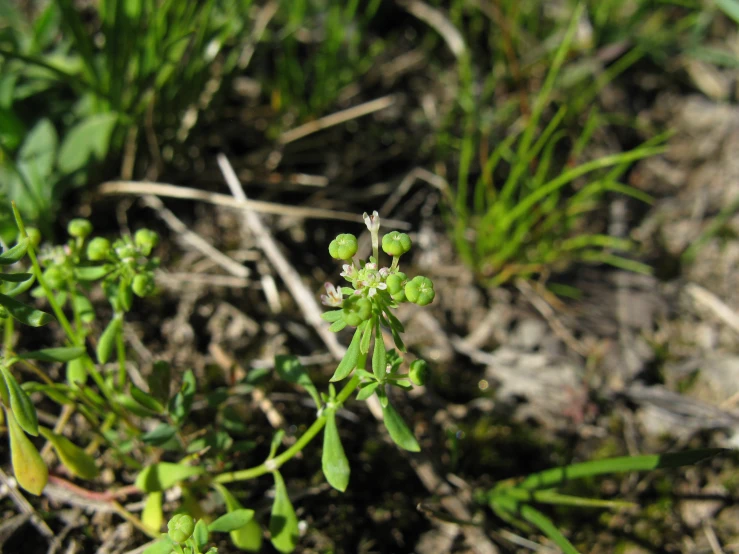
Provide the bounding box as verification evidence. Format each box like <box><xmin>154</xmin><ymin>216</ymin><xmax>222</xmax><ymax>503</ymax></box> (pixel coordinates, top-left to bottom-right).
<box><xmin>269</xmin><ymin>0</ymin><xmax>383</xmax><ymax>121</ymax></box>
<box><xmin>446</xmin><ymin>6</ymin><xmax>667</xmax><ymax>286</ymax></box>
<box><xmin>0</xmin><ymin>0</ymin><xmax>253</xmax><ymax>238</ymax></box>
<box><xmin>481</xmin><ymin>449</ymin><xmax>725</xmax><ymax>553</ymax></box>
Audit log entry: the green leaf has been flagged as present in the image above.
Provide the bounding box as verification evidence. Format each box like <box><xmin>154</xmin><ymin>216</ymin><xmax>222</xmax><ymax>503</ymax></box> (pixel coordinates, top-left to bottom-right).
<box><xmin>193</xmin><ymin>518</ymin><xmax>209</xmax><ymax>550</ymax></box>
<box><xmin>168</xmin><ymin>369</ymin><xmax>196</xmax><ymax>425</ymax></box>
<box><xmin>717</xmin><ymin>0</ymin><xmax>739</xmax><ymax>24</ymax></box>
<box><xmin>38</xmin><ymin>426</ymin><xmax>98</xmax><ymax>479</ymax></box>
<box><xmin>141</xmin><ymin>491</ymin><xmax>163</xmax><ymax>533</ymax></box>
<box><xmin>208</xmin><ymin>509</ymin><xmax>255</xmax><ymax>533</ymax></box>
<box><xmin>96</xmin><ymin>316</ymin><xmax>121</xmax><ymax>364</ymax></box>
<box><xmin>372</xmin><ymin>319</ymin><xmax>386</xmax><ymax>381</ymax></box>
<box><xmin>131</xmin><ymin>385</ymin><xmax>164</xmax><ymax>413</ymax></box>
<box><xmin>19</xmin><ymin>118</ymin><xmax>56</xmax><ymax>179</ymax></box>
<box><xmin>381</xmin><ymin>401</ymin><xmax>420</xmax><ymax>452</ymax></box>
<box><xmin>330</xmin><ymin>323</ymin><xmax>363</xmax><ymax>382</ymax></box>
<box><xmin>518</xmin><ymin>449</ymin><xmax>727</xmax><ymax>491</ymax></box>
<box><xmin>72</xmin><ymin>293</ymin><xmax>95</xmax><ymax>323</ymax></box>
<box><xmin>275</xmin><ymin>355</ymin><xmax>321</xmax><ymax>408</ymax></box>
<box><xmin>328</xmin><ymin>318</ymin><xmax>347</xmax><ymax>332</ymax></box>
<box><xmin>356</xmin><ymin>381</ymin><xmax>379</xmax><ymax>401</ymax></box>
<box><xmin>519</xmin><ymin>504</ymin><xmax>579</xmax><ymax>554</ymax></box>
<box><xmin>360</xmin><ymin>315</ymin><xmax>374</xmax><ymax>354</ymax></box>
<box><xmin>322</xmin><ymin>410</ymin><xmax>350</xmax><ymax>492</ymax></box>
<box><xmin>19</xmin><ymin>346</ymin><xmax>85</xmax><ymax>362</ymax></box>
<box><xmin>7</xmin><ymin>409</ymin><xmax>47</xmax><ymax>495</ymax></box>
<box><xmin>58</xmin><ymin>113</ymin><xmax>118</xmax><ymax>174</ymax></box>
<box><xmin>148</xmin><ymin>361</ymin><xmax>171</xmax><ymax>405</ymax></box>
<box><xmin>270</xmin><ymin>471</ymin><xmax>299</xmax><ymax>553</ymax></box>
<box><xmin>320</xmin><ymin>310</ymin><xmax>343</xmax><ymax>322</ymax></box>
<box><xmin>141</xmin><ymin>424</ymin><xmax>178</xmax><ymax>446</ymax></box>
<box><xmin>213</xmin><ymin>483</ymin><xmax>263</xmax><ymax>552</ymax></box>
<box><xmin>1</xmin><ymin>366</ymin><xmax>38</xmax><ymax>436</ymax></box>
<box><xmin>0</xmin><ymin>272</ymin><xmax>32</xmax><ymax>282</ymax></box>
<box><xmin>0</xmin><ymin>239</ymin><xmax>28</xmax><ymax>265</ymax></box>
<box><xmin>0</xmin><ymin>292</ymin><xmax>52</xmax><ymax>326</ymax></box>
<box><xmin>135</xmin><ymin>462</ymin><xmax>204</xmax><ymax>492</ymax></box>
<box><xmin>142</xmin><ymin>539</ymin><xmax>174</xmax><ymax>554</ymax></box>
<box><xmin>74</xmin><ymin>265</ymin><xmax>112</xmax><ymax>281</ymax></box>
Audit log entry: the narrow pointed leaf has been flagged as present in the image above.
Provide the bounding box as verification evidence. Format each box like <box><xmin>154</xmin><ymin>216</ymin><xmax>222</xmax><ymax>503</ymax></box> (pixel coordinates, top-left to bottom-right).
<box><xmin>213</xmin><ymin>483</ymin><xmax>263</xmax><ymax>552</ymax></box>
<box><xmin>356</xmin><ymin>381</ymin><xmax>380</xmax><ymax>401</ymax></box>
<box><xmin>0</xmin><ymin>272</ymin><xmax>32</xmax><ymax>282</ymax></box>
<box><xmin>270</xmin><ymin>471</ymin><xmax>299</xmax><ymax>553</ymax></box>
<box><xmin>7</xmin><ymin>410</ymin><xmax>47</xmax><ymax>495</ymax></box>
<box><xmin>0</xmin><ymin>239</ymin><xmax>28</xmax><ymax>265</ymax></box>
<box><xmin>2</xmin><ymin>366</ymin><xmax>38</xmax><ymax>435</ymax></box>
<box><xmin>66</xmin><ymin>357</ymin><xmax>87</xmax><ymax>385</ymax></box>
<box><xmin>320</xmin><ymin>310</ymin><xmax>343</xmax><ymax>322</ymax></box>
<box><xmin>97</xmin><ymin>316</ymin><xmax>121</xmax><ymax>364</ymax></box>
<box><xmin>329</xmin><ymin>319</ymin><xmax>347</xmax><ymax>332</ymax></box>
<box><xmin>275</xmin><ymin>355</ymin><xmax>320</xmax><ymax>408</ymax></box>
<box><xmin>130</xmin><ymin>385</ymin><xmax>164</xmax><ymax>413</ymax></box>
<box><xmin>520</xmin><ymin>504</ymin><xmax>579</xmax><ymax>554</ymax></box>
<box><xmin>209</xmin><ymin>509</ymin><xmax>255</xmax><ymax>533</ymax></box>
<box><xmin>193</xmin><ymin>519</ymin><xmax>209</xmax><ymax>550</ymax></box>
<box><xmin>360</xmin><ymin>316</ymin><xmax>374</xmax><ymax>354</ymax></box>
<box><xmin>372</xmin><ymin>320</ymin><xmax>386</xmax><ymax>380</ymax></box>
<box><xmin>19</xmin><ymin>346</ymin><xmax>85</xmax><ymax>363</ymax></box>
<box><xmin>141</xmin><ymin>491</ymin><xmax>163</xmax><ymax>532</ymax></box>
<box><xmin>74</xmin><ymin>266</ymin><xmax>112</xmax><ymax>281</ymax></box>
<box><xmin>0</xmin><ymin>293</ymin><xmax>52</xmax><ymax>326</ymax></box>
<box><xmin>38</xmin><ymin>427</ymin><xmax>98</xmax><ymax>479</ymax></box>
<box><xmin>135</xmin><ymin>462</ymin><xmax>204</xmax><ymax>492</ymax></box>
<box><xmin>322</xmin><ymin>410</ymin><xmax>350</xmax><ymax>492</ymax></box>
<box><xmin>142</xmin><ymin>539</ymin><xmax>174</xmax><ymax>554</ymax></box>
<box><xmin>330</xmin><ymin>324</ymin><xmax>363</xmax><ymax>382</ymax></box>
<box><xmin>382</xmin><ymin>401</ymin><xmax>420</xmax><ymax>452</ymax></box>
<box><xmin>168</xmin><ymin>369</ymin><xmax>196</xmax><ymax>424</ymax></box>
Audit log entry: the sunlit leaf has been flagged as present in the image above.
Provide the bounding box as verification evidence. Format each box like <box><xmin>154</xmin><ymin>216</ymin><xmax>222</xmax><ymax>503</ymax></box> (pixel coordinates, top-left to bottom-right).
<box><xmin>330</xmin><ymin>323</ymin><xmax>363</xmax><ymax>382</ymax></box>
<box><xmin>213</xmin><ymin>483</ymin><xmax>263</xmax><ymax>552</ymax></box>
<box><xmin>322</xmin><ymin>410</ymin><xmax>350</xmax><ymax>492</ymax></box>
<box><xmin>372</xmin><ymin>319</ymin><xmax>386</xmax><ymax>381</ymax></box>
<box><xmin>141</xmin><ymin>491</ymin><xmax>163</xmax><ymax>533</ymax></box>
<box><xmin>1</xmin><ymin>366</ymin><xmax>38</xmax><ymax>436</ymax></box>
<box><xmin>208</xmin><ymin>509</ymin><xmax>255</xmax><ymax>533</ymax></box>
<box><xmin>0</xmin><ymin>292</ymin><xmax>52</xmax><ymax>326</ymax></box>
<box><xmin>382</xmin><ymin>401</ymin><xmax>420</xmax><ymax>452</ymax></box>
<box><xmin>96</xmin><ymin>316</ymin><xmax>121</xmax><ymax>364</ymax></box>
<box><xmin>7</xmin><ymin>409</ymin><xmax>47</xmax><ymax>495</ymax></box>
<box><xmin>38</xmin><ymin>426</ymin><xmax>98</xmax><ymax>479</ymax></box>
<box><xmin>269</xmin><ymin>471</ymin><xmax>299</xmax><ymax>553</ymax></box>
<box><xmin>0</xmin><ymin>239</ymin><xmax>28</xmax><ymax>265</ymax></box>
<box><xmin>19</xmin><ymin>346</ymin><xmax>85</xmax><ymax>363</ymax></box>
<box><xmin>135</xmin><ymin>462</ymin><xmax>204</xmax><ymax>492</ymax></box>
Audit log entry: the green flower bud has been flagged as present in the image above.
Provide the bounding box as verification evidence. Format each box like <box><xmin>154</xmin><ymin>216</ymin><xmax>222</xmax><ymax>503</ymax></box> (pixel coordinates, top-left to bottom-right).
<box><xmin>404</xmin><ymin>276</ymin><xmax>435</xmax><ymax>306</ymax></box>
<box><xmin>409</xmin><ymin>359</ymin><xmax>430</xmax><ymax>386</ymax></box>
<box><xmin>134</xmin><ymin>229</ymin><xmax>159</xmax><ymax>256</ymax></box>
<box><xmin>87</xmin><ymin>237</ymin><xmax>111</xmax><ymax>261</ymax></box>
<box><xmin>342</xmin><ymin>295</ymin><xmax>372</xmax><ymax>326</ymax></box>
<box><xmin>328</xmin><ymin>234</ymin><xmax>358</xmax><ymax>260</ymax></box>
<box><xmin>132</xmin><ymin>272</ymin><xmax>156</xmax><ymax>298</ymax></box>
<box><xmin>43</xmin><ymin>266</ymin><xmax>65</xmax><ymax>289</ymax></box>
<box><xmin>24</xmin><ymin>228</ymin><xmax>42</xmax><ymax>248</ymax></box>
<box><xmin>167</xmin><ymin>514</ymin><xmax>195</xmax><ymax>544</ymax></box>
<box><xmin>386</xmin><ymin>272</ymin><xmax>407</xmax><ymax>295</ymax></box>
<box><xmin>115</xmin><ymin>244</ymin><xmax>137</xmax><ymax>260</ymax></box>
<box><xmin>67</xmin><ymin>218</ymin><xmax>93</xmax><ymax>239</ymax></box>
<box><xmin>381</xmin><ymin>231</ymin><xmax>411</xmax><ymax>257</ymax></box>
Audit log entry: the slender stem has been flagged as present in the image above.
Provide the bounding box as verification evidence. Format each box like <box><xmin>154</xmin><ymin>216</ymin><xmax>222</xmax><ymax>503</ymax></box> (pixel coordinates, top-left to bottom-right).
<box><xmin>11</xmin><ymin>203</ymin><xmax>77</xmax><ymax>343</ymax></box>
<box><xmin>214</xmin><ymin>372</ymin><xmax>362</xmax><ymax>484</ymax></box>
<box><xmin>115</xmin><ymin>327</ymin><xmax>126</xmax><ymax>390</ymax></box>
<box><xmin>3</xmin><ymin>317</ymin><xmax>13</xmax><ymax>353</ymax></box>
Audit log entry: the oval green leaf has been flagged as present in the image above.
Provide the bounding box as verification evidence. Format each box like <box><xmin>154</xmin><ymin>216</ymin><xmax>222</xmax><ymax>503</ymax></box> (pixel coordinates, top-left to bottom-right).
<box><xmin>0</xmin><ymin>272</ymin><xmax>32</xmax><ymax>282</ymax></box>
<box><xmin>2</xmin><ymin>366</ymin><xmax>38</xmax><ymax>436</ymax></box>
<box><xmin>382</xmin><ymin>401</ymin><xmax>420</xmax><ymax>452</ymax></box>
<box><xmin>142</xmin><ymin>539</ymin><xmax>174</xmax><ymax>554</ymax></box>
<box><xmin>0</xmin><ymin>292</ymin><xmax>52</xmax><ymax>326</ymax></box>
<box><xmin>97</xmin><ymin>316</ymin><xmax>121</xmax><ymax>364</ymax></box>
<box><xmin>330</xmin><ymin>323</ymin><xmax>364</xmax><ymax>382</ymax></box>
<box><xmin>74</xmin><ymin>266</ymin><xmax>112</xmax><ymax>281</ymax></box>
<box><xmin>131</xmin><ymin>385</ymin><xmax>164</xmax><ymax>413</ymax></box>
<box><xmin>38</xmin><ymin>426</ymin><xmax>98</xmax><ymax>479</ymax></box>
<box><xmin>269</xmin><ymin>471</ymin><xmax>299</xmax><ymax>553</ymax></box>
<box><xmin>0</xmin><ymin>239</ymin><xmax>28</xmax><ymax>265</ymax></box>
<box><xmin>209</xmin><ymin>509</ymin><xmax>255</xmax><ymax>533</ymax></box>
<box><xmin>66</xmin><ymin>357</ymin><xmax>87</xmax><ymax>385</ymax></box>
<box><xmin>360</xmin><ymin>315</ymin><xmax>374</xmax><ymax>355</ymax></box>
<box><xmin>19</xmin><ymin>346</ymin><xmax>86</xmax><ymax>363</ymax></box>
<box><xmin>213</xmin><ymin>483</ymin><xmax>263</xmax><ymax>552</ymax></box>
<box><xmin>372</xmin><ymin>319</ymin><xmax>386</xmax><ymax>381</ymax></box>
<box><xmin>193</xmin><ymin>518</ymin><xmax>209</xmax><ymax>550</ymax></box>
<box><xmin>141</xmin><ymin>491</ymin><xmax>163</xmax><ymax>533</ymax></box>
<box><xmin>322</xmin><ymin>410</ymin><xmax>350</xmax><ymax>492</ymax></box>
<box><xmin>7</xmin><ymin>410</ymin><xmax>47</xmax><ymax>495</ymax></box>
<box><xmin>135</xmin><ymin>462</ymin><xmax>204</xmax><ymax>492</ymax></box>
<box><xmin>356</xmin><ymin>381</ymin><xmax>379</xmax><ymax>401</ymax></box>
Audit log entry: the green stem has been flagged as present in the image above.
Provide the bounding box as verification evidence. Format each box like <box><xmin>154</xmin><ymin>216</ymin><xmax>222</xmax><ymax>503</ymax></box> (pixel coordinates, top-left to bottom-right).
<box><xmin>115</xmin><ymin>327</ymin><xmax>126</xmax><ymax>390</ymax></box>
<box><xmin>3</xmin><ymin>317</ymin><xmax>14</xmax><ymax>353</ymax></box>
<box><xmin>214</xmin><ymin>371</ymin><xmax>363</xmax><ymax>484</ymax></box>
<box><xmin>11</xmin><ymin>203</ymin><xmax>77</xmax><ymax>343</ymax></box>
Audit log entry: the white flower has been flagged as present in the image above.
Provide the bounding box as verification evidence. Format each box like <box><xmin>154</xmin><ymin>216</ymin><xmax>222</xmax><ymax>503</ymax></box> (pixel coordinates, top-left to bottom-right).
<box><xmin>363</xmin><ymin>210</ymin><xmax>380</xmax><ymax>233</ymax></box>
<box><xmin>340</xmin><ymin>263</ymin><xmax>357</xmax><ymax>280</ymax></box>
<box><xmin>367</xmin><ymin>281</ymin><xmax>387</xmax><ymax>297</ymax></box>
<box><xmin>320</xmin><ymin>282</ymin><xmax>343</xmax><ymax>307</ymax></box>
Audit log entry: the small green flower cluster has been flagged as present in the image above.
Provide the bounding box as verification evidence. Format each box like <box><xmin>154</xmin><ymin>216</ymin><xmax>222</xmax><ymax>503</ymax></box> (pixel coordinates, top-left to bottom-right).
<box><xmin>321</xmin><ymin>211</ymin><xmax>435</xmax><ymax>331</ymax></box>
<box><xmin>37</xmin><ymin>219</ymin><xmax>160</xmax><ymax>312</ymax></box>
<box><xmin>144</xmin><ymin>510</ymin><xmax>257</xmax><ymax>554</ymax></box>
